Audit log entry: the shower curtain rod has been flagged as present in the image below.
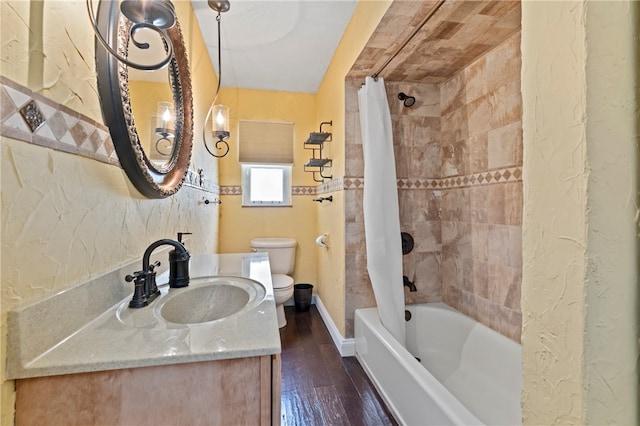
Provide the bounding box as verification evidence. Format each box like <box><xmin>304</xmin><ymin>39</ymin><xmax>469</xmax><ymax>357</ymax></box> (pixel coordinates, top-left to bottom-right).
<box><xmin>371</xmin><ymin>0</ymin><xmax>447</xmax><ymax>80</ymax></box>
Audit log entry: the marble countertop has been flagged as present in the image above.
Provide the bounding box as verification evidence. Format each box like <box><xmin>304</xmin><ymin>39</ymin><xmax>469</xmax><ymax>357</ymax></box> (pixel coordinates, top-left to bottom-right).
<box><xmin>6</xmin><ymin>253</ymin><xmax>281</xmax><ymax>379</ymax></box>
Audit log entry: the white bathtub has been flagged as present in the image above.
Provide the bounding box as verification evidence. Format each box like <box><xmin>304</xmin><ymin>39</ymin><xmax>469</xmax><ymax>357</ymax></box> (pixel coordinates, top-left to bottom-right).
<box><xmin>354</xmin><ymin>303</ymin><xmax>522</xmax><ymax>425</ymax></box>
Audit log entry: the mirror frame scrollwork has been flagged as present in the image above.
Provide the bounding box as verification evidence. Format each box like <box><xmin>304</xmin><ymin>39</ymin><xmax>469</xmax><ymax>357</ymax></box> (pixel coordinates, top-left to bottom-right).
<box><xmin>95</xmin><ymin>0</ymin><xmax>193</xmax><ymax>198</ymax></box>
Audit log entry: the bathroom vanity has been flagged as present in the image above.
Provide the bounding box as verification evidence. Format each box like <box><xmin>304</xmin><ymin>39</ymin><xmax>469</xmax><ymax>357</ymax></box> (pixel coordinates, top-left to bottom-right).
<box><xmin>7</xmin><ymin>253</ymin><xmax>281</xmax><ymax>425</ymax></box>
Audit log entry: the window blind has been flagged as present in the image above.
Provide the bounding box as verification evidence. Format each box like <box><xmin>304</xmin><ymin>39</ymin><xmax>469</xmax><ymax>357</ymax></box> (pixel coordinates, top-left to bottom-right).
<box><xmin>238</xmin><ymin>120</ymin><xmax>294</xmax><ymax>164</ymax></box>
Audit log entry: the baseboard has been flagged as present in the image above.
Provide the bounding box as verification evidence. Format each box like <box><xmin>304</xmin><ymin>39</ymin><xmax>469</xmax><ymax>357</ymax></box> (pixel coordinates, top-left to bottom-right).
<box><xmin>314</xmin><ymin>295</ymin><xmax>356</xmax><ymax>357</ymax></box>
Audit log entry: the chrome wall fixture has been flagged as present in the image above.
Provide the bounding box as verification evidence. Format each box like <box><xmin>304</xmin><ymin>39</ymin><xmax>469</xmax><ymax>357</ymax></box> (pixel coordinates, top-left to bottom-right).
<box><xmin>86</xmin><ymin>0</ymin><xmax>176</xmax><ymax>71</ymax></box>
<box><xmin>304</xmin><ymin>121</ymin><xmax>333</xmax><ymax>183</ymax></box>
<box><xmin>203</xmin><ymin>1</ymin><xmax>232</xmax><ymax>158</ymax></box>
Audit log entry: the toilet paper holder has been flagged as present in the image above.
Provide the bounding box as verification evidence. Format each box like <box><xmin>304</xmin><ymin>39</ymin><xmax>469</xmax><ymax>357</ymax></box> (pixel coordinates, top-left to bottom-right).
<box><xmin>315</xmin><ymin>234</ymin><xmax>329</xmax><ymax>248</ymax></box>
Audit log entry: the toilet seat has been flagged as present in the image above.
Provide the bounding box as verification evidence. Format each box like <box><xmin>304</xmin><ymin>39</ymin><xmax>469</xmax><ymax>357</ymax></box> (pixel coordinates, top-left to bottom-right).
<box><xmin>271</xmin><ymin>274</ymin><xmax>294</xmax><ymax>289</ymax></box>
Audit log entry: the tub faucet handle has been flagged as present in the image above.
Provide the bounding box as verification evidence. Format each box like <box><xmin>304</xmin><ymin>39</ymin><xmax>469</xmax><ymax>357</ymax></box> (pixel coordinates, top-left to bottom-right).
<box><xmin>403</xmin><ymin>275</ymin><xmax>417</xmax><ymax>292</ymax></box>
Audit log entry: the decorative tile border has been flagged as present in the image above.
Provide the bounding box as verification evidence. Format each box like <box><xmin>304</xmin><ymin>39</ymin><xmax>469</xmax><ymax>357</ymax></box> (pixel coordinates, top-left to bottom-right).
<box><xmin>342</xmin><ymin>167</ymin><xmax>522</xmax><ymax>190</ymax></box>
<box><xmin>1</xmin><ymin>76</ymin><xmax>119</xmax><ymax>166</ymax></box>
<box><xmin>1</xmin><ymin>76</ymin><xmax>218</xmax><ymax>196</ymax></box>
<box><xmin>220</xmin><ymin>185</ymin><xmax>316</xmax><ymax>196</ymax></box>
<box><xmin>221</xmin><ymin>167</ymin><xmax>521</xmax><ymax>197</ymax></box>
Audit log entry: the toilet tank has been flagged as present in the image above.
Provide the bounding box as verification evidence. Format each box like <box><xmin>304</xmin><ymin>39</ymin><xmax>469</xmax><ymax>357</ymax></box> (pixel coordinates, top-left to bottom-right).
<box><xmin>250</xmin><ymin>238</ymin><xmax>297</xmax><ymax>275</ymax></box>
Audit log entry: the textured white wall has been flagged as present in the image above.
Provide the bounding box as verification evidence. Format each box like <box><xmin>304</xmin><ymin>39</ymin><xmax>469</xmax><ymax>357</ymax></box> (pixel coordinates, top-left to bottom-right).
<box><xmin>521</xmin><ymin>1</ymin><xmax>638</xmax><ymax>423</ymax></box>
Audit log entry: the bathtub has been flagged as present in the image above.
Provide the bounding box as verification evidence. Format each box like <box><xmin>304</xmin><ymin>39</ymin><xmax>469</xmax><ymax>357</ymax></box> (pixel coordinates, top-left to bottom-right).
<box><xmin>354</xmin><ymin>303</ymin><xmax>522</xmax><ymax>425</ymax></box>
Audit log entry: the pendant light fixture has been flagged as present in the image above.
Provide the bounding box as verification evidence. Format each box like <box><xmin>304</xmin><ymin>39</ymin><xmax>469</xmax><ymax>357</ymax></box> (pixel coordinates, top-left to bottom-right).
<box><xmin>86</xmin><ymin>0</ymin><xmax>176</xmax><ymax>71</ymax></box>
<box><xmin>203</xmin><ymin>1</ymin><xmax>232</xmax><ymax>158</ymax></box>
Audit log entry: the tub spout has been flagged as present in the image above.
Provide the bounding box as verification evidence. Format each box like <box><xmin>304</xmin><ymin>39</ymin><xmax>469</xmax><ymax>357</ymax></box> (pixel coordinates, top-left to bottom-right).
<box><xmin>403</xmin><ymin>275</ymin><xmax>417</xmax><ymax>292</ymax></box>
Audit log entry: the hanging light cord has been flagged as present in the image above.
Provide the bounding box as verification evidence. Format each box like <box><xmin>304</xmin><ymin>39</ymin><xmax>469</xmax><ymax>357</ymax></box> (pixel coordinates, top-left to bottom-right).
<box><xmin>203</xmin><ymin>11</ymin><xmax>229</xmax><ymax>158</ymax></box>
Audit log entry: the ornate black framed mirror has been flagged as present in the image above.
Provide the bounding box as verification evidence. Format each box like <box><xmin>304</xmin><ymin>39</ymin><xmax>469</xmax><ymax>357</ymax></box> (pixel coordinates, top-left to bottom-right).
<box><xmin>94</xmin><ymin>0</ymin><xmax>193</xmax><ymax>198</ymax></box>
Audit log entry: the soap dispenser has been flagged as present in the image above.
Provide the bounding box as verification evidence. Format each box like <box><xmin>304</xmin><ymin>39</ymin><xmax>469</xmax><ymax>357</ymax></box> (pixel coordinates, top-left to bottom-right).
<box><xmin>169</xmin><ymin>232</ymin><xmax>191</xmax><ymax>288</ymax></box>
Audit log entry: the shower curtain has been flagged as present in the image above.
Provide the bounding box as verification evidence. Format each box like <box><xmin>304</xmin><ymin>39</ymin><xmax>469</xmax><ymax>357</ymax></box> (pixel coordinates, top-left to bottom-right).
<box><xmin>358</xmin><ymin>76</ymin><xmax>405</xmax><ymax>346</ymax></box>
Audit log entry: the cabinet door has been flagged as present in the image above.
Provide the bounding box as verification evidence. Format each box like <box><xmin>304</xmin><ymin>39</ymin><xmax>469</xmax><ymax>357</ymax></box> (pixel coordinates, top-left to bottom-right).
<box><xmin>16</xmin><ymin>357</ymin><xmax>275</xmax><ymax>425</ymax></box>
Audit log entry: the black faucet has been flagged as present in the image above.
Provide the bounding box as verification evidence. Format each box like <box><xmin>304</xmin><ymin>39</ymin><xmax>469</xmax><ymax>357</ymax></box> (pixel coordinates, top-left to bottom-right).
<box><xmin>403</xmin><ymin>275</ymin><xmax>417</xmax><ymax>292</ymax></box>
<box><xmin>126</xmin><ymin>234</ymin><xmax>191</xmax><ymax>308</ymax></box>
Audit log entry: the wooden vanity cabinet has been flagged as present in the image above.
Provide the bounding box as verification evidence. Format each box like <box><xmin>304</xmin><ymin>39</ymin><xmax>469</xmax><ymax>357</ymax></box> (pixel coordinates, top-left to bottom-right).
<box><xmin>16</xmin><ymin>354</ymin><xmax>281</xmax><ymax>426</ymax></box>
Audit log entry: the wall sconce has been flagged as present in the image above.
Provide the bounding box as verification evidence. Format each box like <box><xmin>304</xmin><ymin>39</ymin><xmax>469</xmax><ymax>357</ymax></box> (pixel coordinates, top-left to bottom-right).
<box><xmin>154</xmin><ymin>101</ymin><xmax>174</xmax><ymax>157</ymax></box>
<box><xmin>203</xmin><ymin>1</ymin><xmax>231</xmax><ymax>158</ymax></box>
<box><xmin>155</xmin><ymin>101</ymin><xmax>175</xmax><ymax>138</ymax></box>
<box><xmin>86</xmin><ymin>0</ymin><xmax>176</xmax><ymax>71</ymax></box>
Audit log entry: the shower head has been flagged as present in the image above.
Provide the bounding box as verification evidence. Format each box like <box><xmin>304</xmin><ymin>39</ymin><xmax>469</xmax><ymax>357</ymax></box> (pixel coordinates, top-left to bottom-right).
<box><xmin>398</xmin><ymin>92</ymin><xmax>416</xmax><ymax>108</ymax></box>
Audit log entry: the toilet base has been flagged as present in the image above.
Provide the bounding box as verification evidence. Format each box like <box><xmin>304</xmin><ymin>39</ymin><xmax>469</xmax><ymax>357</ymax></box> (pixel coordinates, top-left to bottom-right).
<box><xmin>276</xmin><ymin>304</ymin><xmax>287</xmax><ymax>328</ymax></box>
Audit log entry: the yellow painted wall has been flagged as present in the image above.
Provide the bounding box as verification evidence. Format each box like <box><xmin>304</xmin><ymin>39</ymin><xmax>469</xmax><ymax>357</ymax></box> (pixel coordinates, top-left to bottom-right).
<box><xmin>521</xmin><ymin>1</ymin><xmax>638</xmax><ymax>423</ymax></box>
<box><xmin>128</xmin><ymin>80</ymin><xmax>173</xmax><ymax>158</ymax></box>
<box><xmin>217</xmin><ymin>88</ymin><xmax>318</xmax><ymax>285</ymax></box>
<box><xmin>0</xmin><ymin>1</ymin><xmax>219</xmax><ymax>424</ymax></box>
<box><xmin>314</xmin><ymin>0</ymin><xmax>391</xmax><ymax>336</ymax></box>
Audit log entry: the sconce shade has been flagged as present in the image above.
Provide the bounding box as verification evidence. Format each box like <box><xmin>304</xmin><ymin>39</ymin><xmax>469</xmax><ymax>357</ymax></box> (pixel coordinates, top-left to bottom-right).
<box><xmin>155</xmin><ymin>101</ymin><xmax>175</xmax><ymax>137</ymax></box>
<box><xmin>212</xmin><ymin>104</ymin><xmax>230</xmax><ymax>140</ymax></box>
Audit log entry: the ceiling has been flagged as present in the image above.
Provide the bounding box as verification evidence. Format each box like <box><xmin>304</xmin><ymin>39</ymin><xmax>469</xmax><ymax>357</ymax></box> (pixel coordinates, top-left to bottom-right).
<box><xmin>348</xmin><ymin>0</ymin><xmax>521</xmax><ymax>84</ymax></box>
<box><xmin>191</xmin><ymin>0</ymin><xmax>358</xmax><ymax>93</ymax></box>
<box><xmin>130</xmin><ymin>1</ymin><xmax>520</xmax><ymax>92</ymax></box>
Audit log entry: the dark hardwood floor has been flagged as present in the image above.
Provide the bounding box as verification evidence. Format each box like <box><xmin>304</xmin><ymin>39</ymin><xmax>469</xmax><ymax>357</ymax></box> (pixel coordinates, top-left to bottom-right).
<box><xmin>279</xmin><ymin>306</ymin><xmax>397</xmax><ymax>426</ymax></box>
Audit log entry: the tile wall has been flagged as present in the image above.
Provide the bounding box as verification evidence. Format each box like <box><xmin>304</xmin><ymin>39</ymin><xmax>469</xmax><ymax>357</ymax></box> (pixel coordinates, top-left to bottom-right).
<box><xmin>439</xmin><ymin>32</ymin><xmax>522</xmax><ymax>341</ymax></box>
<box><xmin>342</xmin><ymin>32</ymin><xmax>522</xmax><ymax>341</ymax></box>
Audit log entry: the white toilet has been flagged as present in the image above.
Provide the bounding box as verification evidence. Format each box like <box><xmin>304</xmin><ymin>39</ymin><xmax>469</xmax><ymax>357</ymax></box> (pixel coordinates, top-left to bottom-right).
<box><xmin>250</xmin><ymin>237</ymin><xmax>297</xmax><ymax>328</ymax></box>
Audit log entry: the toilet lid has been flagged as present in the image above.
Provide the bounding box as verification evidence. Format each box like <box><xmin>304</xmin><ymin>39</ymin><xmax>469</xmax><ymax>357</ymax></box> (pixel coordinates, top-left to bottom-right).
<box><xmin>272</xmin><ymin>274</ymin><xmax>294</xmax><ymax>289</ymax></box>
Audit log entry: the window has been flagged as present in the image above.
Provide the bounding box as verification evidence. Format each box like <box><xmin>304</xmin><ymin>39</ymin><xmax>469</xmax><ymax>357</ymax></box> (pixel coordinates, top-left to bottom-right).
<box><xmin>239</xmin><ymin>120</ymin><xmax>294</xmax><ymax>207</ymax></box>
<box><xmin>242</xmin><ymin>164</ymin><xmax>292</xmax><ymax>207</ymax></box>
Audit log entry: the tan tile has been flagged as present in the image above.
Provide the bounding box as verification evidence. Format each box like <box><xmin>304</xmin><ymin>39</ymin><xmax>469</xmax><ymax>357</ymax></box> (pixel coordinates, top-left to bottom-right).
<box><xmin>504</xmin><ymin>181</ymin><xmax>523</xmax><ymax>226</ymax></box>
<box><xmin>414</xmin><ymin>220</ymin><xmax>442</xmax><ymax>252</ymax></box>
<box><xmin>470</xmin><ymin>185</ymin><xmax>490</xmax><ymax>224</ymax></box>
<box><xmin>398</xmin><ymin>190</ymin><xmax>414</xmax><ymax>224</ymax></box>
<box><xmin>462</xmin><ymin>258</ymin><xmax>474</xmax><ymax>292</ymax></box>
<box><xmin>488</xmin><ymin>121</ymin><xmax>522</xmax><ymax>169</ymax></box>
<box><xmin>345</xmin><ymin>112</ymin><xmax>358</xmax><ymax>145</ymax></box>
<box><xmin>485</xmin><ymin>31</ymin><xmax>521</xmax><ymax>94</ymax></box>
<box><xmin>394</xmin><ymin>145</ymin><xmax>410</xmax><ymax>178</ymax></box>
<box><xmin>403</xmin><ymin>116</ymin><xmax>441</xmax><ymax>147</ymax></box>
<box><xmin>467</xmin><ymin>94</ymin><xmax>492</xmax><ymax>137</ymax></box>
<box><xmin>441</xmin><ymin>72</ymin><xmax>465</xmax><ymax>116</ymax></box>
<box><xmin>443</xmin><ymin>282</ymin><xmax>462</xmax><ymax>309</ymax></box>
<box><xmin>488</xmin><ymin>80</ymin><xmax>522</xmax><ymax>129</ymax></box>
<box><xmin>504</xmin><ymin>267</ymin><xmax>522</xmax><ymax>311</ymax></box>
<box><xmin>488</xmin><ymin>224</ymin><xmax>510</xmax><ymax>266</ymax></box>
<box><xmin>471</xmin><ymin>222</ymin><xmax>490</xmax><ymax>262</ymax></box>
<box><xmin>473</xmin><ymin>260</ymin><xmax>490</xmax><ymax>299</ymax></box>
<box><xmin>485</xmin><ymin>184</ymin><xmax>506</xmax><ymax>224</ymax></box>
<box><xmin>441</xmin><ymin>106</ymin><xmax>469</xmax><ymax>145</ymax></box>
<box><xmin>409</xmin><ymin>144</ymin><xmax>441</xmax><ymax>178</ymax></box>
<box><xmin>345</xmin><ymin>222</ymin><xmax>365</xmax><ymax>253</ymax></box>
<box><xmin>463</xmin><ymin>54</ymin><xmax>487</xmax><ymax>103</ymax></box>
<box><xmin>468</xmin><ymin>132</ymin><xmax>488</xmax><ymax>173</ymax></box>
<box><xmin>442</xmin><ymin>188</ymin><xmax>470</xmax><ymax>222</ymax></box>
<box><xmin>442</xmin><ymin>139</ymin><xmax>467</xmax><ymax>177</ymax></box>
<box><xmin>441</xmin><ymin>250</ymin><xmax>463</xmax><ymax>290</ymax></box>
<box><xmin>345</xmin><ymin>79</ymin><xmax>360</xmax><ymax>113</ymax></box>
<box><xmin>487</xmin><ymin>263</ymin><xmax>520</xmax><ymax>307</ymax></box>
<box><xmin>507</xmin><ymin>225</ymin><xmax>522</xmax><ymax>269</ymax></box>
<box><xmin>442</xmin><ymin>221</ymin><xmax>472</xmax><ymax>258</ymax></box>
<box><xmin>345</xmin><ymin>143</ymin><xmax>364</xmax><ymax>176</ymax></box>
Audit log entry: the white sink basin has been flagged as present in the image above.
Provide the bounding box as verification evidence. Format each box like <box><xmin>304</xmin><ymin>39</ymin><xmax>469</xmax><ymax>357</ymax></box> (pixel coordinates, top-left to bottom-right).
<box><xmin>157</xmin><ymin>276</ymin><xmax>266</xmax><ymax>324</ymax></box>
